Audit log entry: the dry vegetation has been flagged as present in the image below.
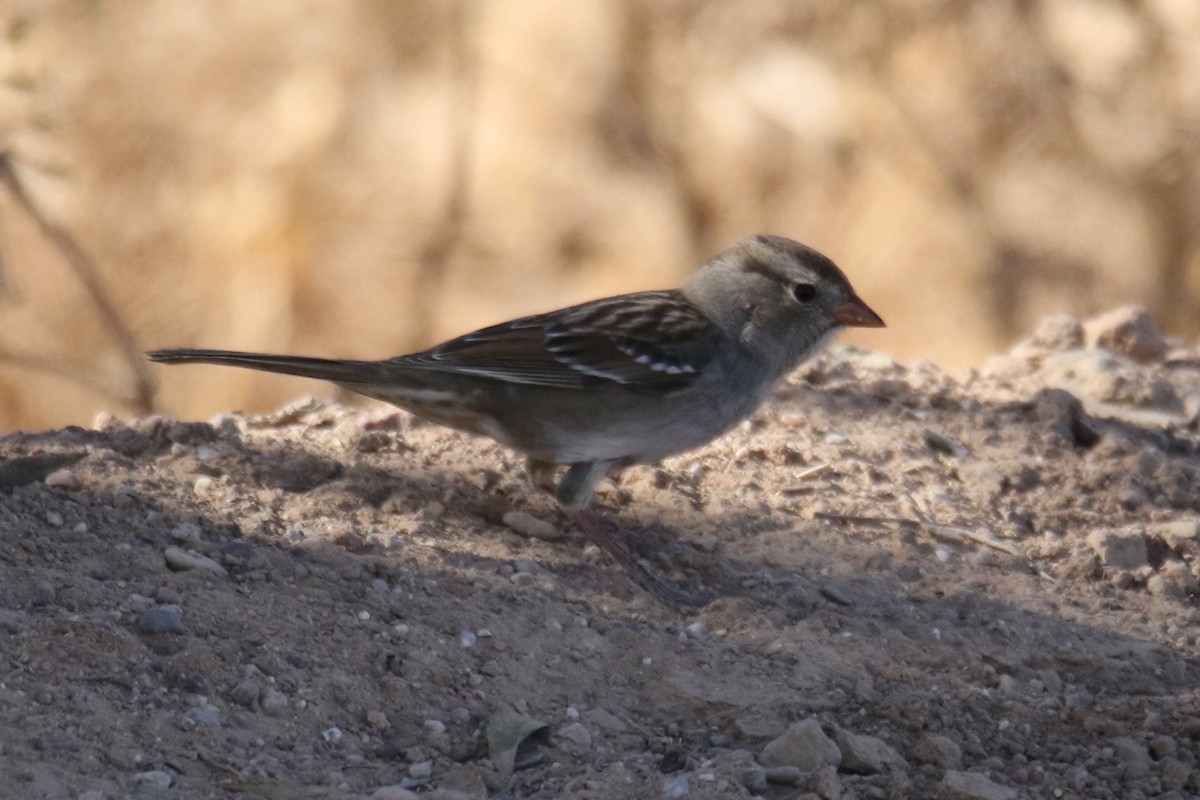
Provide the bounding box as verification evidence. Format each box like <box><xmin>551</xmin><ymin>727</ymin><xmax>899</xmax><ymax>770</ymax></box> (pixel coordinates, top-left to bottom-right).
<box><xmin>0</xmin><ymin>0</ymin><xmax>1197</xmax><ymax>429</ymax></box>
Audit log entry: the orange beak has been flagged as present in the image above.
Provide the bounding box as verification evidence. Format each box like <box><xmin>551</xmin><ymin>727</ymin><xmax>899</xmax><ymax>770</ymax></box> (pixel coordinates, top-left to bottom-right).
<box><xmin>833</xmin><ymin>296</ymin><xmax>885</xmax><ymax>328</ymax></box>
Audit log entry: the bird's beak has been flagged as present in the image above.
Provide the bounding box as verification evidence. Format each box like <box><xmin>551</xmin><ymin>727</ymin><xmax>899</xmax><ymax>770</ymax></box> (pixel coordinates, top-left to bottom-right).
<box><xmin>833</xmin><ymin>296</ymin><xmax>885</xmax><ymax>328</ymax></box>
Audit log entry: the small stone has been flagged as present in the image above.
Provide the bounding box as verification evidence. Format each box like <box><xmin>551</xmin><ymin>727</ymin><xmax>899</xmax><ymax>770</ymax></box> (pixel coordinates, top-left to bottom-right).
<box><xmin>1027</xmin><ymin>314</ymin><xmax>1085</xmax><ymax>352</ymax></box>
<box><xmin>1111</xmin><ymin>736</ymin><xmax>1151</xmax><ymax>780</ymax></box>
<box><xmin>1160</xmin><ymin>757</ymin><xmax>1191</xmax><ymax>791</ymax></box>
<box><xmin>557</xmin><ymin>722</ymin><xmax>593</xmax><ymax>747</ymax></box>
<box><xmin>368</xmin><ymin>786</ymin><xmax>420</xmax><ymax>800</ymax></box>
<box><xmin>759</xmin><ymin>718</ymin><xmax>841</xmax><ymax>771</ymax></box>
<box><xmin>45</xmin><ymin>468</ymin><xmax>81</xmax><ymax>490</ymax></box>
<box><xmin>260</xmin><ymin>687</ymin><xmax>288</xmax><ymax>714</ymax></box>
<box><xmin>323</xmin><ymin>727</ymin><xmax>343</xmax><ymax>744</ymax></box>
<box><xmin>230</xmin><ymin>680</ymin><xmax>262</xmax><ymax>708</ymax></box>
<box><xmin>220</xmin><ymin>539</ymin><xmax>256</xmax><ymax>563</ymax></box>
<box><xmin>662</xmin><ymin>775</ymin><xmax>689</xmax><ymax>798</ymax></box>
<box><xmin>1148</xmin><ymin>735</ymin><xmax>1177</xmax><ymax>760</ymax></box>
<box><xmin>367</xmin><ymin>710</ymin><xmax>391</xmax><ymax>731</ymax></box>
<box><xmin>1086</xmin><ymin>528</ymin><xmax>1148</xmax><ymax>571</ymax></box>
<box><xmin>408</xmin><ymin>760</ymin><xmax>433</xmax><ymax>779</ymax></box>
<box><xmin>169</xmin><ymin>523</ymin><xmax>203</xmax><ymax>543</ymax></box>
<box><xmin>830</xmin><ymin>726</ymin><xmax>907</xmax><ymax>774</ymax></box>
<box><xmin>1149</xmin><ymin>520</ymin><xmax>1200</xmax><ymax>547</ymax></box>
<box><xmin>762</xmin><ymin>766</ymin><xmax>802</xmax><ymax>785</ymax></box>
<box><xmin>937</xmin><ymin>770</ymin><xmax>1018</xmax><ymax>800</ymax></box>
<box><xmin>1146</xmin><ymin>574</ymin><xmax>1182</xmax><ymax>599</ymax></box>
<box><xmin>1085</xmin><ymin>306</ymin><xmax>1167</xmax><ymax>363</ymax></box>
<box><xmin>740</xmin><ymin>768</ymin><xmax>768</xmax><ymax>793</ymax></box>
<box><xmin>810</xmin><ymin>765</ymin><xmax>842</xmax><ymax>800</ymax></box>
<box><xmin>163</xmin><ymin>546</ymin><xmax>228</xmax><ymax>577</ymax></box>
<box><xmin>31</xmin><ymin>581</ymin><xmax>56</xmax><ymax>607</ymax></box>
<box><xmin>138</xmin><ymin>606</ymin><xmax>184</xmax><ymax>635</ymax></box>
<box><xmin>502</xmin><ymin>511</ymin><xmax>564</xmax><ymax>542</ymax></box>
<box><xmin>184</xmin><ymin>706</ymin><xmax>221</xmax><ymax>728</ymax></box>
<box><xmin>131</xmin><ymin>770</ymin><xmax>174</xmax><ymax>792</ymax></box>
<box><xmin>911</xmin><ymin>734</ymin><xmax>963</xmax><ymax>770</ymax></box>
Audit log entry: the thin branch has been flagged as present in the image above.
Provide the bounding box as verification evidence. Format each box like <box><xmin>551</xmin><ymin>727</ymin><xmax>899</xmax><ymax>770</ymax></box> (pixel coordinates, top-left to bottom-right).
<box><xmin>0</xmin><ymin>151</ymin><xmax>157</xmax><ymax>414</ymax></box>
<box><xmin>815</xmin><ymin>500</ymin><xmax>1022</xmax><ymax>557</ymax></box>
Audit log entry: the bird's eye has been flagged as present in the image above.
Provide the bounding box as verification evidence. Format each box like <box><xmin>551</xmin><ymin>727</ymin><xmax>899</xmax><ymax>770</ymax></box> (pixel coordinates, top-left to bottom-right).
<box><xmin>791</xmin><ymin>283</ymin><xmax>818</xmax><ymax>303</ymax></box>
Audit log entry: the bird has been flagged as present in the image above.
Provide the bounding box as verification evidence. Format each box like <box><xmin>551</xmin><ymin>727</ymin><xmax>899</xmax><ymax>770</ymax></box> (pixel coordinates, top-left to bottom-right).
<box><xmin>148</xmin><ymin>234</ymin><xmax>884</xmax><ymax>607</ymax></box>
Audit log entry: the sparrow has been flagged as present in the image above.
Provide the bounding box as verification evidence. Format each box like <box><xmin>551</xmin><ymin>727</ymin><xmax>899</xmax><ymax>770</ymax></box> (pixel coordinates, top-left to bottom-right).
<box><xmin>149</xmin><ymin>235</ymin><xmax>884</xmax><ymax>608</ymax></box>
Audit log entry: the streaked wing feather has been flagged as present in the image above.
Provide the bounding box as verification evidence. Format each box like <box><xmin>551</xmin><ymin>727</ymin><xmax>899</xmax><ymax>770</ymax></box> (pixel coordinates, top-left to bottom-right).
<box><xmin>395</xmin><ymin>291</ymin><xmax>721</xmax><ymax>394</ymax></box>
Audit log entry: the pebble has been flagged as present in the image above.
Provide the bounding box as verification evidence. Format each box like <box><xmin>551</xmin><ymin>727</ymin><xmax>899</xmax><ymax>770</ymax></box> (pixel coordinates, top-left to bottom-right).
<box><xmin>408</xmin><ymin>760</ymin><xmax>433</xmax><ymax>779</ymax></box>
<box><xmin>193</xmin><ymin>475</ymin><xmax>215</xmax><ymax>495</ymax></box>
<box><xmin>131</xmin><ymin>770</ymin><xmax>174</xmax><ymax>792</ymax></box>
<box><xmin>1148</xmin><ymin>734</ymin><xmax>1177</xmax><ymax>760</ymax></box>
<box><xmin>220</xmin><ymin>539</ymin><xmax>257</xmax><ymax>564</ymax></box>
<box><xmin>460</xmin><ymin>630</ymin><xmax>477</xmax><ymax>648</ymax></box>
<box><xmin>169</xmin><ymin>523</ymin><xmax>203</xmax><ymax>543</ymax></box>
<box><xmin>1085</xmin><ymin>528</ymin><xmax>1148</xmax><ymax>571</ymax></box>
<box><xmin>830</xmin><ymin>726</ymin><xmax>907</xmax><ymax>774</ymax></box>
<box><xmin>1160</xmin><ymin>757</ymin><xmax>1192</xmax><ymax>791</ymax></box>
<box><xmin>661</xmin><ymin>775</ymin><xmax>689</xmax><ymax>798</ymax></box>
<box><xmin>184</xmin><ymin>706</ymin><xmax>221</xmax><ymax>728</ymax></box>
<box><xmin>1149</xmin><ymin>519</ymin><xmax>1200</xmax><ymax>547</ymax></box>
<box><xmin>138</xmin><ymin>605</ymin><xmax>184</xmax><ymax>635</ymax></box>
<box><xmin>762</xmin><ymin>766</ymin><xmax>802</xmax><ymax>785</ymax></box>
<box><xmin>557</xmin><ymin>722</ymin><xmax>593</xmax><ymax>747</ymax></box>
<box><xmin>1027</xmin><ymin>314</ymin><xmax>1085</xmax><ymax>352</ymax></box>
<box><xmin>937</xmin><ymin>770</ymin><xmax>1018</xmax><ymax>800</ymax></box>
<box><xmin>163</xmin><ymin>546</ymin><xmax>228</xmax><ymax>577</ymax></box>
<box><xmin>911</xmin><ymin>734</ymin><xmax>963</xmax><ymax>769</ymax></box>
<box><xmin>368</xmin><ymin>787</ymin><xmax>420</xmax><ymax>800</ymax></box>
<box><xmin>230</xmin><ymin>680</ymin><xmax>262</xmax><ymax>708</ymax></box>
<box><xmin>759</xmin><ymin>718</ymin><xmax>841</xmax><ymax>771</ymax></box>
<box><xmin>45</xmin><ymin>468</ymin><xmax>81</xmax><ymax>490</ymax></box>
<box><xmin>1147</xmin><ymin>573</ymin><xmax>1183</xmax><ymax>599</ymax></box>
<box><xmin>1085</xmin><ymin>306</ymin><xmax>1167</xmax><ymax>363</ymax></box>
<box><xmin>45</xmin><ymin>511</ymin><xmax>64</xmax><ymax>527</ymax></box>
<box><xmin>367</xmin><ymin>710</ymin><xmax>391</xmax><ymax>730</ymax></box>
<box><xmin>260</xmin><ymin>687</ymin><xmax>288</xmax><ymax>714</ymax></box>
<box><xmin>502</xmin><ymin>511</ymin><xmax>564</xmax><ymax>542</ymax></box>
<box><xmin>31</xmin><ymin>580</ymin><xmax>56</xmax><ymax>607</ymax></box>
<box><xmin>1111</xmin><ymin>737</ymin><xmax>1151</xmax><ymax>780</ymax></box>
<box><xmin>323</xmin><ymin>727</ymin><xmax>343</xmax><ymax>744</ymax></box>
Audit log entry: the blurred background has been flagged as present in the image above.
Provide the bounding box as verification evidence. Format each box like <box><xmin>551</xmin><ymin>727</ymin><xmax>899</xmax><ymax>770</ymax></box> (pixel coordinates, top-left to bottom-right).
<box><xmin>1</xmin><ymin>0</ymin><xmax>1198</xmax><ymax>430</ymax></box>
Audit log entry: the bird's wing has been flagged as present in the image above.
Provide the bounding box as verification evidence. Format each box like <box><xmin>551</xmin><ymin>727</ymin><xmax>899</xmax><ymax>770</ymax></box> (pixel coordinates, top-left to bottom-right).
<box><xmin>397</xmin><ymin>291</ymin><xmax>724</xmax><ymax>394</ymax></box>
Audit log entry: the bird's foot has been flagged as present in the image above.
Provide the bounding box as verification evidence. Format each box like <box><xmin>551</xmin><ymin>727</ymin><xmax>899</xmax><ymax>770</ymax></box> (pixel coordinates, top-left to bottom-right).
<box><xmin>567</xmin><ymin>509</ymin><xmax>712</xmax><ymax>612</ymax></box>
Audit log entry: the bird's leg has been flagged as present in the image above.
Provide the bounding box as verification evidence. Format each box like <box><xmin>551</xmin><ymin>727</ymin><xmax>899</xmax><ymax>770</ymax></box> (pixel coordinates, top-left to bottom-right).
<box><xmin>557</xmin><ymin>461</ymin><xmax>711</xmax><ymax>611</ymax></box>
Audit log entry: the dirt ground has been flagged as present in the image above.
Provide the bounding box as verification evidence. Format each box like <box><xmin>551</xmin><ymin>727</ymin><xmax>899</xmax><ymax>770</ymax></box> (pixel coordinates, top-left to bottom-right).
<box><xmin>1</xmin><ymin>307</ymin><xmax>1198</xmax><ymax>800</ymax></box>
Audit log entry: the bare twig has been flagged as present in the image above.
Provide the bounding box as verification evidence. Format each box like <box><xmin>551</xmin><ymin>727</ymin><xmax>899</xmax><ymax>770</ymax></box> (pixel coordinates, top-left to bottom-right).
<box><xmin>0</xmin><ymin>151</ymin><xmax>156</xmax><ymax>413</ymax></box>
<box><xmin>815</xmin><ymin>499</ymin><xmax>1022</xmax><ymax>557</ymax></box>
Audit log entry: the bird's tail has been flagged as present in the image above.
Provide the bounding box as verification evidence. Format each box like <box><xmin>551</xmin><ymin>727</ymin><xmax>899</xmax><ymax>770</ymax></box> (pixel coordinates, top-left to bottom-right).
<box><xmin>146</xmin><ymin>348</ymin><xmax>388</xmax><ymax>386</ymax></box>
